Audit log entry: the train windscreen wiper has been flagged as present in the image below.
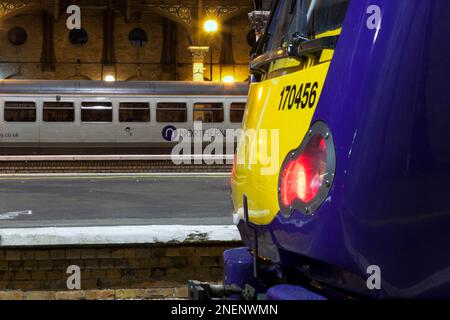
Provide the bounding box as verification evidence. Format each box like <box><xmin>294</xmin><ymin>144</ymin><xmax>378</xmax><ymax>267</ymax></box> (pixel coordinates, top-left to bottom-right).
<box><xmin>250</xmin><ymin>34</ymin><xmax>339</xmax><ymax>75</ymax></box>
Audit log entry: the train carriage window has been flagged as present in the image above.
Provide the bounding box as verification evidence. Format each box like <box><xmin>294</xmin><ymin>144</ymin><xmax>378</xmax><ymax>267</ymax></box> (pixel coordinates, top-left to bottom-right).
<box><xmin>119</xmin><ymin>103</ymin><xmax>150</xmax><ymax>122</ymax></box>
<box><xmin>43</xmin><ymin>102</ymin><xmax>75</xmax><ymax>122</ymax></box>
<box><xmin>81</xmin><ymin>102</ymin><xmax>113</xmax><ymax>123</ymax></box>
<box><xmin>193</xmin><ymin>103</ymin><xmax>224</xmax><ymax>123</ymax></box>
<box><xmin>230</xmin><ymin>103</ymin><xmax>246</xmax><ymax>123</ymax></box>
<box><xmin>156</xmin><ymin>103</ymin><xmax>187</xmax><ymax>123</ymax></box>
<box><xmin>4</xmin><ymin>102</ymin><xmax>36</xmax><ymax>122</ymax></box>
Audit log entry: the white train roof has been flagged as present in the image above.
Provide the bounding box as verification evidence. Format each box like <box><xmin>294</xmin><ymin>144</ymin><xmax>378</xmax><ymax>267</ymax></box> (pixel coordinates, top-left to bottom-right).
<box><xmin>0</xmin><ymin>80</ymin><xmax>249</xmax><ymax>96</ymax></box>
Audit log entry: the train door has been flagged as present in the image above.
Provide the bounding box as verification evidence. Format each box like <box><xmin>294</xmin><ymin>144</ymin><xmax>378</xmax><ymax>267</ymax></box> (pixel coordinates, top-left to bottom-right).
<box><xmin>39</xmin><ymin>96</ymin><xmax>80</xmax><ymax>146</ymax></box>
<box><xmin>114</xmin><ymin>97</ymin><xmax>152</xmax><ymax>145</ymax></box>
<box><xmin>226</xmin><ymin>98</ymin><xmax>248</xmax><ymax>155</ymax></box>
<box><xmin>154</xmin><ymin>97</ymin><xmax>191</xmax><ymax>150</ymax></box>
<box><xmin>192</xmin><ymin>98</ymin><xmax>226</xmax><ymax>152</ymax></box>
<box><xmin>0</xmin><ymin>96</ymin><xmax>40</xmax><ymax>145</ymax></box>
<box><xmin>78</xmin><ymin>98</ymin><xmax>115</xmax><ymax>144</ymax></box>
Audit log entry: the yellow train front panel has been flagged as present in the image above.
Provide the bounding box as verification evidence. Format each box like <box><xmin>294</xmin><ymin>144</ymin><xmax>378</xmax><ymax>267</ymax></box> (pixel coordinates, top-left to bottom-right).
<box><xmin>232</xmin><ymin>46</ymin><xmax>337</xmax><ymax>226</ymax></box>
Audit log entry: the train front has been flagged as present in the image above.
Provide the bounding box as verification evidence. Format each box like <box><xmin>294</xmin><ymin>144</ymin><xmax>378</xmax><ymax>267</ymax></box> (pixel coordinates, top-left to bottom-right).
<box><xmin>228</xmin><ymin>0</ymin><xmax>450</xmax><ymax>300</ymax></box>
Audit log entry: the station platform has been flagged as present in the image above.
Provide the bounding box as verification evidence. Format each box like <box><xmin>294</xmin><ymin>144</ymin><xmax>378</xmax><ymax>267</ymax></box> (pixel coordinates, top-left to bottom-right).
<box><xmin>0</xmin><ymin>172</ymin><xmax>240</xmax><ymax>296</ymax></box>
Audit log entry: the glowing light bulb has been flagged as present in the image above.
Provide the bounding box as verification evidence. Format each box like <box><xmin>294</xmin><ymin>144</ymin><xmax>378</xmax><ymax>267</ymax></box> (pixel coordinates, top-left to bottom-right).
<box><xmin>223</xmin><ymin>76</ymin><xmax>235</xmax><ymax>83</ymax></box>
<box><xmin>104</xmin><ymin>75</ymin><xmax>115</xmax><ymax>82</ymax></box>
<box><xmin>204</xmin><ymin>20</ymin><xmax>219</xmax><ymax>33</ymax></box>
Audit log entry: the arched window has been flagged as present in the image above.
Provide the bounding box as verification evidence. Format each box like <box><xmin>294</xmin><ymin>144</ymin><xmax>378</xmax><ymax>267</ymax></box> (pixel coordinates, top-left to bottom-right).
<box><xmin>129</xmin><ymin>28</ymin><xmax>148</xmax><ymax>48</ymax></box>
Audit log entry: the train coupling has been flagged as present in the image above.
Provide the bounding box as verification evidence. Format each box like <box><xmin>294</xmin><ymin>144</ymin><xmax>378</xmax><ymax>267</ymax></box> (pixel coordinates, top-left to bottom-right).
<box><xmin>188</xmin><ymin>280</ymin><xmax>256</xmax><ymax>301</ymax></box>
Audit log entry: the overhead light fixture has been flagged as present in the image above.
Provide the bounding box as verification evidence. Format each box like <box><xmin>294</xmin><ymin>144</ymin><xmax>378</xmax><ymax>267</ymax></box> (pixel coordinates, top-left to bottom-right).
<box><xmin>104</xmin><ymin>75</ymin><xmax>115</xmax><ymax>82</ymax></box>
<box><xmin>204</xmin><ymin>20</ymin><xmax>219</xmax><ymax>33</ymax></box>
<box><xmin>223</xmin><ymin>76</ymin><xmax>235</xmax><ymax>83</ymax></box>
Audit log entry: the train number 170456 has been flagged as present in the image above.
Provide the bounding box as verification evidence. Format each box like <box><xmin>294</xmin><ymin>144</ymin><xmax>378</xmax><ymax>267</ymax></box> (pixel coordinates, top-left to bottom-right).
<box><xmin>278</xmin><ymin>82</ymin><xmax>319</xmax><ymax>111</ymax></box>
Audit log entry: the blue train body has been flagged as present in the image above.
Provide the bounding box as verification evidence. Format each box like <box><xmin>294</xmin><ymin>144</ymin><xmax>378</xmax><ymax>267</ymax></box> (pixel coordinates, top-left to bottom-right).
<box><xmin>229</xmin><ymin>0</ymin><xmax>450</xmax><ymax>299</ymax></box>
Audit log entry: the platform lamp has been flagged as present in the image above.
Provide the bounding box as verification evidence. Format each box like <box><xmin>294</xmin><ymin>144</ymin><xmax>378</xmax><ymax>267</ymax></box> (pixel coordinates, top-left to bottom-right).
<box><xmin>204</xmin><ymin>19</ymin><xmax>219</xmax><ymax>81</ymax></box>
<box><xmin>101</xmin><ymin>64</ymin><xmax>117</xmax><ymax>82</ymax></box>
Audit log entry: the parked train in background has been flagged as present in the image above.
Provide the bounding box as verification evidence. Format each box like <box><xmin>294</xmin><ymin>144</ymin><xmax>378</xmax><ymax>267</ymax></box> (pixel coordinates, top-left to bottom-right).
<box><xmin>0</xmin><ymin>80</ymin><xmax>248</xmax><ymax>155</ymax></box>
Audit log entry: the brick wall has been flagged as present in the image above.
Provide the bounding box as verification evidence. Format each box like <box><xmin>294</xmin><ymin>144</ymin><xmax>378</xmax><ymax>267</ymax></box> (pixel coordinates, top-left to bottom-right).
<box><xmin>0</xmin><ymin>242</ymin><xmax>241</xmax><ymax>293</ymax></box>
<box><xmin>0</xmin><ymin>287</ymin><xmax>189</xmax><ymax>300</ymax></box>
<box><xmin>0</xmin><ymin>8</ymin><xmax>252</xmax><ymax>81</ymax></box>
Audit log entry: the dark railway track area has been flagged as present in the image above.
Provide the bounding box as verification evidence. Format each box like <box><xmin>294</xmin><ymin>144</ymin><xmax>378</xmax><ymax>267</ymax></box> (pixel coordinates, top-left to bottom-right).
<box><xmin>0</xmin><ymin>158</ymin><xmax>232</xmax><ymax>174</ymax></box>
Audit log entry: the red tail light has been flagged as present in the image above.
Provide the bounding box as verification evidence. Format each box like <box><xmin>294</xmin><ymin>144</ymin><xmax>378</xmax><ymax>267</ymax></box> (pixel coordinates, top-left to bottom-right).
<box><xmin>279</xmin><ymin>122</ymin><xmax>335</xmax><ymax>216</ymax></box>
<box><xmin>280</xmin><ymin>135</ymin><xmax>327</xmax><ymax>206</ymax></box>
